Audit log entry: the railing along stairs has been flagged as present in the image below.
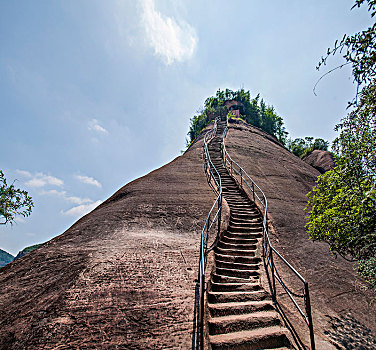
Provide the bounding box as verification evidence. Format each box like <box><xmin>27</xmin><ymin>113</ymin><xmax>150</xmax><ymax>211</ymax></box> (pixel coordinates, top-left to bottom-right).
<box><xmin>196</xmin><ymin>115</ymin><xmax>315</xmax><ymax>350</ymax></box>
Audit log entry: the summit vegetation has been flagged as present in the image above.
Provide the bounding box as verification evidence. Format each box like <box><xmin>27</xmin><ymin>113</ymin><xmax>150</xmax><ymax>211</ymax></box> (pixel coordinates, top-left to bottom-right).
<box><xmin>187</xmin><ymin>88</ymin><xmax>288</xmax><ymax>146</ymax></box>
<box><xmin>187</xmin><ymin>88</ymin><xmax>329</xmax><ymax>159</ymax></box>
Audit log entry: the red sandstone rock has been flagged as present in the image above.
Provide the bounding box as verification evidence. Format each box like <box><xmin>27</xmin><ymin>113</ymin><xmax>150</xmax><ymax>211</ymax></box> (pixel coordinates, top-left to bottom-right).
<box><xmin>303</xmin><ymin>149</ymin><xmax>335</xmax><ymax>173</ymax></box>
<box><xmin>0</xmin><ymin>121</ymin><xmax>374</xmax><ymax>350</ymax></box>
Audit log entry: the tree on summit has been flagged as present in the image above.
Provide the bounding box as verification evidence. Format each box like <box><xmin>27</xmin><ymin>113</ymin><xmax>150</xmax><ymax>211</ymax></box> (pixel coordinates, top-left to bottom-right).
<box><xmin>187</xmin><ymin>88</ymin><xmax>288</xmax><ymax>147</ymax></box>
<box><xmin>0</xmin><ymin>170</ymin><xmax>34</xmax><ymax>225</ymax></box>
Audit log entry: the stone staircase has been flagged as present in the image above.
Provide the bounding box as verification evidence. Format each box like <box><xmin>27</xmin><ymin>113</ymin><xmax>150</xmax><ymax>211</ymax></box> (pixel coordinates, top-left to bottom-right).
<box><xmin>206</xmin><ymin>120</ymin><xmax>293</xmax><ymax>350</ymax></box>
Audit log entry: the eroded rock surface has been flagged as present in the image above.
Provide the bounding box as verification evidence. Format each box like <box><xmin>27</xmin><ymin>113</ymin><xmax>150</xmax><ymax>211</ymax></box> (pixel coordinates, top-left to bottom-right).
<box><xmin>0</xmin><ymin>131</ymin><xmax>215</xmax><ymax>350</ymax></box>
<box><xmin>303</xmin><ymin>149</ymin><xmax>335</xmax><ymax>173</ymax></box>
<box><xmin>1</xmin><ymin>121</ymin><xmax>375</xmax><ymax>349</ymax></box>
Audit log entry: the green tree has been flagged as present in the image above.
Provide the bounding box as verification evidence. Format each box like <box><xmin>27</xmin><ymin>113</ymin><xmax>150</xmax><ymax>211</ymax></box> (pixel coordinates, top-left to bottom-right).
<box><xmin>307</xmin><ymin>0</ymin><xmax>376</xmax><ymax>293</ymax></box>
<box><xmin>0</xmin><ymin>170</ymin><xmax>34</xmax><ymax>225</ymax></box>
<box><xmin>187</xmin><ymin>88</ymin><xmax>289</xmax><ymax>146</ymax></box>
<box><xmin>287</xmin><ymin>137</ymin><xmax>329</xmax><ymax>158</ymax></box>
<box><xmin>306</xmin><ymin>83</ymin><xmax>376</xmax><ymax>291</ymax></box>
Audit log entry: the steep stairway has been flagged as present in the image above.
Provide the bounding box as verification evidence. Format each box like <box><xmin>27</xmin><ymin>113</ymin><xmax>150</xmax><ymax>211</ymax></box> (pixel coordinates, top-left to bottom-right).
<box><xmin>206</xmin><ymin>120</ymin><xmax>293</xmax><ymax>350</ymax></box>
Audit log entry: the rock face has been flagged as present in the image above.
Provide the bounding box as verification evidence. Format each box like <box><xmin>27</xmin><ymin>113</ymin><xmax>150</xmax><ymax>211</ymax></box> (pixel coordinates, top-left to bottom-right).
<box><xmin>0</xmin><ymin>121</ymin><xmax>375</xmax><ymax>349</ymax></box>
<box><xmin>0</xmin><ymin>130</ymin><xmax>215</xmax><ymax>350</ymax></box>
<box><xmin>302</xmin><ymin>149</ymin><xmax>335</xmax><ymax>173</ymax></box>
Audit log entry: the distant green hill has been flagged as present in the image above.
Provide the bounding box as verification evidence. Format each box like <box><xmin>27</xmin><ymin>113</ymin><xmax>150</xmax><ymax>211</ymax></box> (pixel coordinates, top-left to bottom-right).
<box><xmin>0</xmin><ymin>249</ymin><xmax>14</xmax><ymax>267</ymax></box>
<box><xmin>0</xmin><ymin>244</ymin><xmax>42</xmax><ymax>268</ymax></box>
<box><xmin>14</xmin><ymin>244</ymin><xmax>41</xmax><ymax>260</ymax></box>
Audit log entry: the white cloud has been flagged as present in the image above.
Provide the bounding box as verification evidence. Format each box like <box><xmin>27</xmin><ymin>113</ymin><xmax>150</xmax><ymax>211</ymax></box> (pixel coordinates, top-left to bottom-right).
<box><xmin>141</xmin><ymin>0</ymin><xmax>197</xmax><ymax>65</ymax></box>
<box><xmin>39</xmin><ymin>189</ymin><xmax>92</xmax><ymax>205</ymax></box>
<box><xmin>75</xmin><ymin>175</ymin><xmax>102</xmax><ymax>188</ymax></box>
<box><xmin>15</xmin><ymin>169</ymin><xmax>31</xmax><ymax>177</ymax></box>
<box><xmin>25</xmin><ymin>172</ymin><xmax>64</xmax><ymax>188</ymax></box>
<box><xmin>15</xmin><ymin>217</ymin><xmax>26</xmax><ymax>224</ymax></box>
<box><xmin>61</xmin><ymin>200</ymin><xmax>103</xmax><ymax>217</ymax></box>
<box><xmin>88</xmin><ymin>119</ymin><xmax>109</xmax><ymax>135</ymax></box>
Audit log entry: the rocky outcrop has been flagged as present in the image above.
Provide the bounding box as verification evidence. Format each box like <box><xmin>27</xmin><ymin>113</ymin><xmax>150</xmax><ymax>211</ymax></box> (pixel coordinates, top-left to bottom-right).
<box><xmin>303</xmin><ymin>149</ymin><xmax>335</xmax><ymax>173</ymax></box>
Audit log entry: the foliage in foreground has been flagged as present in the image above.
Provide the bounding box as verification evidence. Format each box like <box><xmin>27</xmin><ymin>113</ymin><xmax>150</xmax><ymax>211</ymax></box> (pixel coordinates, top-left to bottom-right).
<box><xmin>307</xmin><ymin>0</ymin><xmax>376</xmax><ymax>295</ymax></box>
<box><xmin>0</xmin><ymin>170</ymin><xmax>34</xmax><ymax>225</ymax></box>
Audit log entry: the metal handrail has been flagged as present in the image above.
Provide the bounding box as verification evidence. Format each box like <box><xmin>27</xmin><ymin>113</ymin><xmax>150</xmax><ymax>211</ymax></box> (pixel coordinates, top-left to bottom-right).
<box><xmin>221</xmin><ymin>117</ymin><xmax>315</xmax><ymax>350</ymax></box>
<box><xmin>197</xmin><ymin>117</ymin><xmax>223</xmax><ymax>350</ymax></box>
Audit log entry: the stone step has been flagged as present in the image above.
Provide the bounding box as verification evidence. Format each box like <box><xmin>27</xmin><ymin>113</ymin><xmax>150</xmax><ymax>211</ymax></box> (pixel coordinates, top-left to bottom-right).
<box><xmin>215</xmin><ymin>253</ymin><xmax>261</xmax><ymax>264</ymax></box>
<box><xmin>223</xmin><ymin>187</ymin><xmax>240</xmax><ymax>192</ymax></box>
<box><xmin>208</xmin><ymin>300</ymin><xmax>274</xmax><ymax>317</ymax></box>
<box><xmin>224</xmin><ymin>195</ymin><xmax>250</xmax><ymax>201</ymax></box>
<box><xmin>229</xmin><ymin>215</ymin><xmax>260</xmax><ymax>222</ymax></box>
<box><xmin>225</xmin><ymin>231</ymin><xmax>262</xmax><ymax>240</ymax></box>
<box><xmin>227</xmin><ymin>225</ymin><xmax>262</xmax><ymax>234</ymax></box>
<box><xmin>229</xmin><ymin>217</ymin><xmax>261</xmax><ymax>224</ymax></box>
<box><xmin>210</xmin><ymin>281</ymin><xmax>261</xmax><ymax>293</ymax></box>
<box><xmin>208</xmin><ymin>310</ymin><xmax>281</xmax><ymax>335</ymax></box>
<box><xmin>215</xmin><ymin>267</ymin><xmax>260</xmax><ymax>279</ymax></box>
<box><xmin>209</xmin><ymin>326</ymin><xmax>291</xmax><ymax>350</ymax></box>
<box><xmin>215</xmin><ymin>247</ymin><xmax>256</xmax><ymax>257</ymax></box>
<box><xmin>208</xmin><ymin>290</ymin><xmax>269</xmax><ymax>304</ymax></box>
<box><xmin>216</xmin><ymin>259</ymin><xmax>260</xmax><ymax>271</ymax></box>
<box><xmin>223</xmin><ymin>187</ymin><xmax>242</xmax><ymax>191</ymax></box>
<box><xmin>224</xmin><ymin>198</ymin><xmax>251</xmax><ymax>204</ymax></box>
<box><xmin>227</xmin><ymin>221</ymin><xmax>260</xmax><ymax>228</ymax></box>
<box><xmin>221</xmin><ymin>236</ymin><xmax>258</xmax><ymax>245</ymax></box>
<box><xmin>212</xmin><ymin>273</ymin><xmax>257</xmax><ymax>284</ymax></box>
<box><xmin>217</xmin><ymin>241</ymin><xmax>258</xmax><ymax>251</ymax></box>
<box><xmin>230</xmin><ymin>208</ymin><xmax>259</xmax><ymax>214</ymax></box>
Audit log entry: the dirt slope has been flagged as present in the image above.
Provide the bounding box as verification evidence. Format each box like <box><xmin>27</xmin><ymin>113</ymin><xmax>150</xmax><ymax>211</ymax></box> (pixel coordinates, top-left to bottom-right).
<box><xmin>0</xmin><ymin>129</ymin><xmax>216</xmax><ymax>350</ymax></box>
<box><xmin>225</xmin><ymin>121</ymin><xmax>376</xmax><ymax>349</ymax></box>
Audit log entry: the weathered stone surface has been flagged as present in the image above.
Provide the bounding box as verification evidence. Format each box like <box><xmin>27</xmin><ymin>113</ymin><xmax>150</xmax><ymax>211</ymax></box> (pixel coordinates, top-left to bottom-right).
<box><xmin>0</xmin><ymin>129</ymin><xmax>216</xmax><ymax>350</ymax></box>
<box><xmin>303</xmin><ymin>149</ymin><xmax>335</xmax><ymax>173</ymax></box>
<box><xmin>1</xmin><ymin>121</ymin><xmax>375</xmax><ymax>349</ymax></box>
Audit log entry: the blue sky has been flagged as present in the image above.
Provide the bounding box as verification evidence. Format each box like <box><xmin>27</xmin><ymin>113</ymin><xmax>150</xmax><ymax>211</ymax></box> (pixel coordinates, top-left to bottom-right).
<box><xmin>0</xmin><ymin>0</ymin><xmax>372</xmax><ymax>255</ymax></box>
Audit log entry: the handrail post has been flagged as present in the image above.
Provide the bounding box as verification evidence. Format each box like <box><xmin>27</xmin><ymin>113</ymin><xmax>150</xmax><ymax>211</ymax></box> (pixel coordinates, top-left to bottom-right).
<box><xmin>252</xmin><ymin>183</ymin><xmax>255</xmax><ymax>202</ymax></box>
<box><xmin>240</xmin><ymin>169</ymin><xmax>243</xmax><ymax>188</ymax></box>
<box><xmin>231</xmin><ymin>160</ymin><xmax>233</xmax><ymax>176</ymax></box>
<box><xmin>305</xmin><ymin>282</ymin><xmax>315</xmax><ymax>350</ymax></box>
<box><xmin>270</xmin><ymin>249</ymin><xmax>277</xmax><ymax>303</ymax></box>
<box><xmin>218</xmin><ymin>194</ymin><xmax>222</xmax><ymax>235</ymax></box>
<box><xmin>200</xmin><ymin>268</ymin><xmax>205</xmax><ymax>350</ymax></box>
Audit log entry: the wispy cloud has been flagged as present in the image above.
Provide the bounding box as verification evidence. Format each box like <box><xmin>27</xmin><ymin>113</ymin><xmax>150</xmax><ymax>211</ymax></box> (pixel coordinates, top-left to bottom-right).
<box><xmin>88</xmin><ymin>119</ymin><xmax>109</xmax><ymax>134</ymax></box>
<box><xmin>25</xmin><ymin>172</ymin><xmax>64</xmax><ymax>188</ymax></box>
<box><xmin>39</xmin><ymin>189</ymin><xmax>92</xmax><ymax>205</ymax></box>
<box><xmin>141</xmin><ymin>0</ymin><xmax>197</xmax><ymax>65</ymax></box>
<box><xmin>15</xmin><ymin>169</ymin><xmax>32</xmax><ymax>177</ymax></box>
<box><xmin>75</xmin><ymin>175</ymin><xmax>102</xmax><ymax>188</ymax></box>
<box><xmin>61</xmin><ymin>200</ymin><xmax>102</xmax><ymax>217</ymax></box>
